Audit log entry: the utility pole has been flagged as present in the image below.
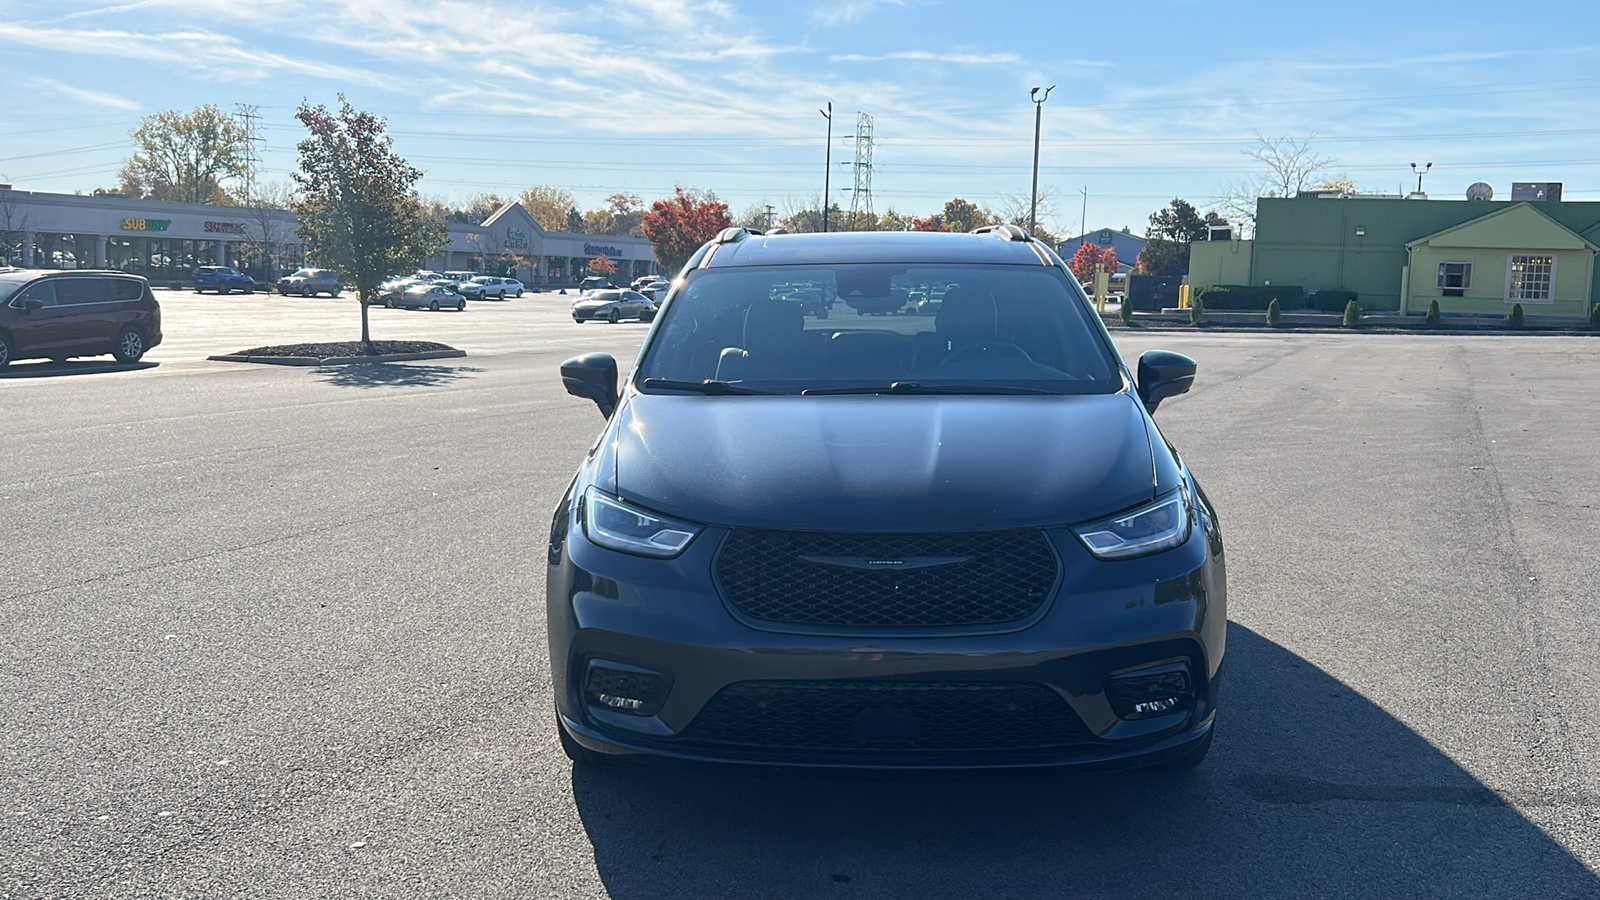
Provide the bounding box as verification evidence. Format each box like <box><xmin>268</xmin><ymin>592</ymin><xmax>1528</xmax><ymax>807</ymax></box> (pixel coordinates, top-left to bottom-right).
<box><xmin>764</xmin><ymin>204</ymin><xmax>776</xmax><ymax>230</ymax></box>
<box><xmin>819</xmin><ymin>103</ymin><xmax>832</xmax><ymax>233</ymax></box>
<box><xmin>1079</xmin><ymin>186</ymin><xmax>1088</xmax><ymax>245</ymax></box>
<box><xmin>233</xmin><ymin>103</ymin><xmax>261</xmax><ymax>203</ymax></box>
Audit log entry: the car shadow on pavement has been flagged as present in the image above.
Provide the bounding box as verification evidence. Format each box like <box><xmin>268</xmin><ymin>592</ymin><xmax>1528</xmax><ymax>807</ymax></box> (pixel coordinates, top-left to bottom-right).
<box><xmin>570</xmin><ymin>623</ymin><xmax>1599</xmax><ymax>900</ymax></box>
<box><xmin>313</xmin><ymin>363</ymin><xmax>482</xmax><ymax>389</ymax></box>
<box><xmin>0</xmin><ymin>360</ymin><xmax>158</xmax><ymax>378</ymax></box>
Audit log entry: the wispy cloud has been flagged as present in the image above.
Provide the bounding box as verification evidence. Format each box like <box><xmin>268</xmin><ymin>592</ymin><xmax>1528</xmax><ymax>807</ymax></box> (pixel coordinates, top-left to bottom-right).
<box><xmin>29</xmin><ymin>76</ymin><xmax>140</xmax><ymax>110</ymax></box>
<box><xmin>807</xmin><ymin>0</ymin><xmax>907</xmax><ymax>27</ymax></box>
<box><xmin>831</xmin><ymin>50</ymin><xmax>1021</xmax><ymax>65</ymax></box>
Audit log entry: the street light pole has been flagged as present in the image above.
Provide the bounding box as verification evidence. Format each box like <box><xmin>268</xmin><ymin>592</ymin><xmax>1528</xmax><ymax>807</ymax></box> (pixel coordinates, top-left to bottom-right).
<box><xmin>1029</xmin><ymin>85</ymin><xmax>1054</xmax><ymax>235</ymax></box>
<box><xmin>1410</xmin><ymin>161</ymin><xmax>1433</xmax><ymax>194</ymax></box>
<box><xmin>820</xmin><ymin>103</ymin><xmax>833</xmax><ymax>233</ymax></box>
<box><xmin>1079</xmin><ymin>185</ymin><xmax>1088</xmax><ymax>245</ymax></box>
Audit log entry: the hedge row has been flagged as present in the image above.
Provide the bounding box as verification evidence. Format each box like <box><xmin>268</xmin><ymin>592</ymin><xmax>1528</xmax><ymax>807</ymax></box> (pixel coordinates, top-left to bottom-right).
<box><xmin>1190</xmin><ymin>284</ymin><xmax>1361</xmax><ymax>312</ymax></box>
<box><xmin>1190</xmin><ymin>284</ymin><xmax>1304</xmax><ymax>310</ymax></box>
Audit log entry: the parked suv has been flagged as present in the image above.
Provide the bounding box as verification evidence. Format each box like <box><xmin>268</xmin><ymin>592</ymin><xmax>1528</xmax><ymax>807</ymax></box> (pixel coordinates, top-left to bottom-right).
<box><xmin>578</xmin><ymin>276</ymin><xmax>615</xmax><ymax>292</ymax></box>
<box><xmin>460</xmin><ymin>276</ymin><xmax>524</xmax><ymax>300</ymax></box>
<box><xmin>0</xmin><ymin>269</ymin><xmax>162</xmax><ymax>366</ymax></box>
<box><xmin>276</xmin><ymin>268</ymin><xmax>342</xmax><ymax>297</ymax></box>
<box><xmin>550</xmin><ymin>225</ymin><xmax>1226</xmax><ymax>771</ymax></box>
<box><xmin>192</xmin><ymin>265</ymin><xmax>255</xmax><ymax>294</ymax></box>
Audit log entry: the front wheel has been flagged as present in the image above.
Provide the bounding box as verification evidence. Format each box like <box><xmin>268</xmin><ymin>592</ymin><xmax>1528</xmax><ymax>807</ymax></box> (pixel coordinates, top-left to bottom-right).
<box><xmin>243</xmin><ymin>286</ymin><xmax>254</xmax><ymax>294</ymax></box>
<box><xmin>385</xmin><ymin>296</ymin><xmax>396</xmax><ymax>309</ymax></box>
<box><xmin>515</xmin><ymin>289</ymin><xmax>523</xmax><ymax>297</ymax></box>
<box><xmin>113</xmin><ymin>326</ymin><xmax>146</xmax><ymax>363</ymax></box>
<box><xmin>457</xmin><ymin>300</ymin><xmax>465</xmax><ymax>311</ymax></box>
<box><xmin>0</xmin><ymin>332</ymin><xmax>13</xmax><ymax>367</ymax></box>
<box><xmin>607</xmin><ymin>309</ymin><xmax>620</xmax><ymax>324</ymax></box>
<box><xmin>430</xmin><ymin>300</ymin><xmax>440</xmax><ymax>311</ymax></box>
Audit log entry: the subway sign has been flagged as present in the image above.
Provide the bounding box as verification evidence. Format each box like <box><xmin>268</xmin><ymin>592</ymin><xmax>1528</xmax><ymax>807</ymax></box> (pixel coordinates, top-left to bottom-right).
<box><xmin>204</xmin><ymin>221</ymin><xmax>245</xmax><ymax>234</ymax></box>
<box><xmin>584</xmin><ymin>242</ymin><xmax>623</xmax><ymax>258</ymax></box>
<box><xmin>122</xmin><ymin>218</ymin><xmax>172</xmax><ymax>232</ymax></box>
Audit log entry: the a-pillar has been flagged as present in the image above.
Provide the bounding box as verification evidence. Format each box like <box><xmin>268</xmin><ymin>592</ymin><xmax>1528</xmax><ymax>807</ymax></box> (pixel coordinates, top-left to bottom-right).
<box><xmin>94</xmin><ymin>235</ymin><xmax>108</xmax><ymax>268</ymax></box>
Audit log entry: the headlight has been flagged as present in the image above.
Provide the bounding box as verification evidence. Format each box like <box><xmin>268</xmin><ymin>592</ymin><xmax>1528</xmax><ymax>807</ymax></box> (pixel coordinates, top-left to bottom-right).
<box><xmin>1072</xmin><ymin>486</ymin><xmax>1192</xmax><ymax>560</ymax></box>
<box><xmin>582</xmin><ymin>487</ymin><xmax>701</xmax><ymax>558</ymax></box>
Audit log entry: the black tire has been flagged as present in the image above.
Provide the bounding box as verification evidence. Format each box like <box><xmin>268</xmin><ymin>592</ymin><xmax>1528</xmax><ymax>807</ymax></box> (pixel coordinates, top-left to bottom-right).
<box><xmin>243</xmin><ymin>286</ymin><xmax>254</xmax><ymax>294</ymax></box>
<box><xmin>219</xmin><ymin>286</ymin><xmax>230</xmax><ymax>295</ymax></box>
<box><xmin>0</xmin><ymin>332</ymin><xmax>14</xmax><ymax>368</ymax></box>
<box><xmin>113</xmin><ymin>326</ymin><xmax>146</xmax><ymax>363</ymax></box>
<box><xmin>330</xmin><ymin>291</ymin><xmax>340</xmax><ymax>298</ymax></box>
<box><xmin>515</xmin><ymin>289</ymin><xmax>523</xmax><ymax>297</ymax></box>
<box><xmin>496</xmin><ymin>291</ymin><xmax>505</xmax><ymax>300</ymax></box>
<box><xmin>430</xmin><ymin>300</ymin><xmax>440</xmax><ymax>311</ymax></box>
<box><xmin>193</xmin><ymin>287</ymin><xmax>204</xmax><ymax>293</ymax></box>
<box><xmin>607</xmin><ymin>309</ymin><xmax>620</xmax><ymax>324</ymax></box>
<box><xmin>385</xmin><ymin>296</ymin><xmax>396</xmax><ymax>309</ymax></box>
<box><xmin>457</xmin><ymin>299</ymin><xmax>465</xmax><ymax>311</ymax></box>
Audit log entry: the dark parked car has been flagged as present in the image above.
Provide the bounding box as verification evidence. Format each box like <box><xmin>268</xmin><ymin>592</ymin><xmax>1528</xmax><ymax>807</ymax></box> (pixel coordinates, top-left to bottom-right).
<box><xmin>578</xmin><ymin>276</ymin><xmax>616</xmax><ymax>293</ymax></box>
<box><xmin>0</xmin><ymin>269</ymin><xmax>162</xmax><ymax>366</ymax></box>
<box><xmin>192</xmin><ymin>265</ymin><xmax>255</xmax><ymax>294</ymax></box>
<box><xmin>277</xmin><ymin>268</ymin><xmax>342</xmax><ymax>297</ymax></box>
<box><xmin>549</xmin><ymin>225</ymin><xmax>1226</xmax><ymax>771</ymax></box>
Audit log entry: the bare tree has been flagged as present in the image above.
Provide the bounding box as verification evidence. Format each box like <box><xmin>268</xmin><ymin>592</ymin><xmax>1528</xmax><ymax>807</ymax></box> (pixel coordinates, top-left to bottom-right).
<box><xmin>997</xmin><ymin>188</ymin><xmax>1060</xmax><ymax>244</ymax></box>
<box><xmin>1217</xmin><ymin>133</ymin><xmax>1337</xmax><ymax>232</ymax></box>
<box><xmin>0</xmin><ymin>185</ymin><xmax>31</xmax><ymax>267</ymax></box>
<box><xmin>235</xmin><ymin>181</ymin><xmax>297</xmax><ymax>283</ymax></box>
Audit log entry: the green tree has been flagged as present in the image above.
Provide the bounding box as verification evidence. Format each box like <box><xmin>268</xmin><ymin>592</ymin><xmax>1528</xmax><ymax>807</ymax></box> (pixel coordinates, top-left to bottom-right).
<box><xmin>1266</xmin><ymin>297</ymin><xmax>1281</xmax><ymax>327</ymax></box>
<box><xmin>1426</xmin><ymin>299</ymin><xmax>1441</xmax><ymax>326</ymax></box>
<box><xmin>291</xmin><ymin>96</ymin><xmax>448</xmax><ymax>346</ymax></box>
<box><xmin>940</xmin><ymin>198</ymin><xmax>992</xmax><ymax>233</ymax></box>
<box><xmin>583</xmin><ymin>193</ymin><xmax>646</xmax><ymax>236</ymax></box>
<box><xmin>1342</xmin><ymin>299</ymin><xmax>1362</xmax><ymax>327</ymax></box>
<box><xmin>117</xmin><ymin>104</ymin><xmax>249</xmax><ymax>204</ymax></box>
<box><xmin>641</xmin><ymin>186</ymin><xmax>731</xmax><ymax>274</ymax></box>
<box><xmin>1136</xmin><ymin>198</ymin><xmax>1227</xmax><ymax>276</ymax></box>
<box><xmin>518</xmin><ymin>185</ymin><xmax>577</xmax><ymax>232</ymax></box>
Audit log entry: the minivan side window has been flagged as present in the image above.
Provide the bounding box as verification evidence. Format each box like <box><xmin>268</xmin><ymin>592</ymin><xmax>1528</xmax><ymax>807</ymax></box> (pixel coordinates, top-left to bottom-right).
<box><xmin>12</xmin><ymin>282</ymin><xmax>58</xmax><ymax>308</ymax></box>
<box><xmin>56</xmin><ymin>278</ymin><xmax>105</xmax><ymax>305</ymax></box>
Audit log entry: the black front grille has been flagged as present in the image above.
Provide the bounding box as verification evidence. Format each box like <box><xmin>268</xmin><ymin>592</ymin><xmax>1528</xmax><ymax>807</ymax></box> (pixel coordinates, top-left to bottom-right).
<box><xmin>714</xmin><ymin>528</ymin><xmax>1058</xmax><ymax>628</ymax></box>
<box><xmin>678</xmin><ymin>681</ymin><xmax>1094</xmax><ymax>752</ymax></box>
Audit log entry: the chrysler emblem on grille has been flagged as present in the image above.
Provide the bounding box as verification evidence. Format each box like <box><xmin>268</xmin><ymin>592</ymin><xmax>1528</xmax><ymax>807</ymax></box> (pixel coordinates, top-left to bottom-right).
<box><xmin>799</xmin><ymin>555</ymin><xmax>972</xmax><ymax>570</ymax></box>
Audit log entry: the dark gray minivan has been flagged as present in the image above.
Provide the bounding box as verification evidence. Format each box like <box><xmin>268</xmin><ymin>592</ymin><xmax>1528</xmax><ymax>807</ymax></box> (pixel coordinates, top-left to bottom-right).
<box><xmin>0</xmin><ymin>269</ymin><xmax>163</xmax><ymax>367</ymax></box>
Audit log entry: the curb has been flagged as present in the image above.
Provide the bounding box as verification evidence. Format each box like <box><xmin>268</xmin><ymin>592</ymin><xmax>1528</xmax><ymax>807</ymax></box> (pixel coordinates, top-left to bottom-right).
<box><xmin>207</xmin><ymin>350</ymin><xmax>467</xmax><ymax>366</ymax></box>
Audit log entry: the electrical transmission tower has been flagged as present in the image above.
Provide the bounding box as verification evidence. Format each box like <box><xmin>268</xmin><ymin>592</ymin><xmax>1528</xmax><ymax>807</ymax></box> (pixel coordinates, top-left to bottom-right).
<box><xmin>233</xmin><ymin>103</ymin><xmax>262</xmax><ymax>202</ymax></box>
<box><xmin>847</xmin><ymin>112</ymin><xmax>874</xmax><ymax>230</ymax></box>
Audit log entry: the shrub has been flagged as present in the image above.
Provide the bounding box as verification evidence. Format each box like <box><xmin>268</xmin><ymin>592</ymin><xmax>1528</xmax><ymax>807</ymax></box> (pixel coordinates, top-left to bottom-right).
<box><xmin>1119</xmin><ymin>295</ymin><xmax>1134</xmax><ymax>324</ymax></box>
<box><xmin>1591</xmin><ymin>303</ymin><xmax>1600</xmax><ymax>329</ymax></box>
<box><xmin>1265</xmin><ymin>297</ymin><xmax>1281</xmax><ymax>327</ymax></box>
<box><xmin>1190</xmin><ymin>284</ymin><xmax>1304</xmax><ymax>311</ymax></box>
<box><xmin>1309</xmin><ymin>289</ymin><xmax>1359</xmax><ymax>312</ymax></box>
<box><xmin>1506</xmin><ymin>303</ymin><xmax>1524</xmax><ymax>329</ymax></box>
<box><xmin>1425</xmin><ymin>299</ymin><xmax>1440</xmax><ymax>326</ymax></box>
<box><xmin>1189</xmin><ymin>294</ymin><xmax>1204</xmax><ymax>326</ymax></box>
<box><xmin>1342</xmin><ymin>299</ymin><xmax>1361</xmax><ymax>327</ymax></box>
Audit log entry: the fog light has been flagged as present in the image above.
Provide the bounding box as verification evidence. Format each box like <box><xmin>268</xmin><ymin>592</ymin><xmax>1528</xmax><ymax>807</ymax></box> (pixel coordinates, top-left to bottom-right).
<box><xmin>583</xmin><ymin>662</ymin><xmax>669</xmax><ymax>717</ymax></box>
<box><xmin>1106</xmin><ymin>665</ymin><xmax>1193</xmax><ymax>720</ymax></box>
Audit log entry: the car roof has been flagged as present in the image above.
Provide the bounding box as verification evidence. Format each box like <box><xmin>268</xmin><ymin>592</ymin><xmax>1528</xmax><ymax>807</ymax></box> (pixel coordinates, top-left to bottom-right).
<box><xmin>702</xmin><ymin>230</ymin><xmax>1054</xmax><ymax>268</ymax></box>
<box><xmin>0</xmin><ymin>268</ymin><xmax>145</xmax><ymax>284</ymax></box>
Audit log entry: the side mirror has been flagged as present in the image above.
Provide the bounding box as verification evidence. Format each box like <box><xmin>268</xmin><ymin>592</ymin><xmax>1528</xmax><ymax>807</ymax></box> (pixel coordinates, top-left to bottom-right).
<box><xmin>24</xmin><ymin>299</ymin><xmax>43</xmax><ymax>312</ymax></box>
<box><xmin>1137</xmin><ymin>349</ymin><xmax>1197</xmax><ymax>414</ymax></box>
<box><xmin>561</xmin><ymin>352</ymin><xmax>619</xmax><ymax>419</ymax></box>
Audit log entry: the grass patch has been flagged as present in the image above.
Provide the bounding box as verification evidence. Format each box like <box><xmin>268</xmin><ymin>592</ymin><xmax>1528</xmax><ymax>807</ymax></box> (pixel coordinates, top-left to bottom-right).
<box><xmin>224</xmin><ymin>340</ymin><xmax>457</xmax><ymax>358</ymax></box>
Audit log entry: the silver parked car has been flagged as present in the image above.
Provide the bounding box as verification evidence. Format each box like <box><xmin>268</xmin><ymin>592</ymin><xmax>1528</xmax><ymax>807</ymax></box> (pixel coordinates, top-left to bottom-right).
<box><xmin>396</xmin><ymin>284</ymin><xmax>467</xmax><ymax>311</ymax></box>
<box><xmin>571</xmin><ymin>289</ymin><xmax>654</xmax><ymax>323</ymax></box>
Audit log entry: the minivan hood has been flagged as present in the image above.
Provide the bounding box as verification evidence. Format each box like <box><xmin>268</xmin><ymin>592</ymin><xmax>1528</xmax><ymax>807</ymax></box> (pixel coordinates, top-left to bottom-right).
<box><xmin>605</xmin><ymin>392</ymin><xmax>1160</xmax><ymax>531</ymax></box>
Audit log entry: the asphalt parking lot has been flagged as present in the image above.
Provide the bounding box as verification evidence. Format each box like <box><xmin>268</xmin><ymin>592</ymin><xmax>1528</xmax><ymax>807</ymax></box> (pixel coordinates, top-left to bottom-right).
<box><xmin>2</xmin><ymin>291</ymin><xmax>1598</xmax><ymax>898</ymax></box>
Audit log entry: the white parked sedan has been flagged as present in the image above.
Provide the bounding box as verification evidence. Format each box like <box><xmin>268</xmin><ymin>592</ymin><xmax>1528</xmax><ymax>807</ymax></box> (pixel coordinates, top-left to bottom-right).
<box><xmin>459</xmin><ymin>276</ymin><xmax>524</xmax><ymax>300</ymax></box>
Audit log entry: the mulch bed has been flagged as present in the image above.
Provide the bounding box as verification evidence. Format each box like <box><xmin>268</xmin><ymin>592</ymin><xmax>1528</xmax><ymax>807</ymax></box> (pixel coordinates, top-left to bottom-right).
<box><xmin>224</xmin><ymin>341</ymin><xmax>457</xmax><ymax>358</ymax></box>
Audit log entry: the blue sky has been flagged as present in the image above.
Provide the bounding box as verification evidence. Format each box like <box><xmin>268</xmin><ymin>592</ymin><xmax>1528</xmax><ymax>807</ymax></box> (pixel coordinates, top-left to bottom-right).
<box><xmin>2</xmin><ymin>0</ymin><xmax>1598</xmax><ymax>237</ymax></box>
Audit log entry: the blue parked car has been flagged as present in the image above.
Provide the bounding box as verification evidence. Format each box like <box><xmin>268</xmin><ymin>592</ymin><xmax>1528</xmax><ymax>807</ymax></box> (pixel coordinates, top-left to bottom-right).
<box><xmin>192</xmin><ymin>266</ymin><xmax>255</xmax><ymax>295</ymax></box>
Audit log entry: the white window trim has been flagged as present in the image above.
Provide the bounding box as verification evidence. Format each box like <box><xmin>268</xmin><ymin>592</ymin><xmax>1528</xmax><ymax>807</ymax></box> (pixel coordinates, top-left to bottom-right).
<box><xmin>1436</xmin><ymin>261</ymin><xmax>1472</xmax><ymax>291</ymax></box>
<box><xmin>1504</xmin><ymin>253</ymin><xmax>1557</xmax><ymax>304</ymax></box>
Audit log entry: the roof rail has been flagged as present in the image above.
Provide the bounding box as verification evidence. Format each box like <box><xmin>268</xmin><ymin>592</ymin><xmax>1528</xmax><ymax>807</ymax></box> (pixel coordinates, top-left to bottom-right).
<box><xmin>970</xmin><ymin>223</ymin><xmax>1033</xmax><ymax>242</ymax></box>
<box><xmin>715</xmin><ymin>226</ymin><xmax>759</xmax><ymax>244</ymax></box>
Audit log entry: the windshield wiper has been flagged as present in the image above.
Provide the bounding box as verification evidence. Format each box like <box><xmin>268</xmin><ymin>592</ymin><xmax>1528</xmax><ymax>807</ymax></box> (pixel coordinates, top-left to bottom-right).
<box><xmin>801</xmin><ymin>381</ymin><xmax>1061</xmax><ymax>396</ymax></box>
<box><xmin>638</xmin><ymin>378</ymin><xmax>775</xmax><ymax>396</ymax></box>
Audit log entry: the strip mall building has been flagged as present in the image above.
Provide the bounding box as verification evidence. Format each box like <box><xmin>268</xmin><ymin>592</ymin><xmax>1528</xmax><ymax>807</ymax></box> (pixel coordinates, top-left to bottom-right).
<box><xmin>0</xmin><ymin>187</ymin><xmax>661</xmax><ymax>286</ymax></box>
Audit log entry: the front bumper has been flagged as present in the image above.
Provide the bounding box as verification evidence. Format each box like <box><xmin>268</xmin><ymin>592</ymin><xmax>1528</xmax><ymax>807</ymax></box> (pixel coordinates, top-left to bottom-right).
<box><xmin>547</xmin><ymin>503</ymin><xmax>1227</xmax><ymax>770</ymax></box>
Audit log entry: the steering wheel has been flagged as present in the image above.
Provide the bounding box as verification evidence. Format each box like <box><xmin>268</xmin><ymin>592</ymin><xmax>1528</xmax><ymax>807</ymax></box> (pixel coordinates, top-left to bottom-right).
<box><xmin>944</xmin><ymin>341</ymin><xmax>1033</xmax><ymax>364</ymax></box>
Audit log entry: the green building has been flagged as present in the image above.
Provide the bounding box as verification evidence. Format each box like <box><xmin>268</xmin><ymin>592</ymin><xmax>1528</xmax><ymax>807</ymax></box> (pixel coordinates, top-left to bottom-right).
<box><xmin>1188</xmin><ymin>194</ymin><xmax>1600</xmax><ymax>318</ymax></box>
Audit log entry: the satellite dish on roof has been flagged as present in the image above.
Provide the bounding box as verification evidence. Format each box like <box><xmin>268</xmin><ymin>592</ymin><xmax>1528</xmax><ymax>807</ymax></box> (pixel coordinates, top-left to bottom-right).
<box><xmin>1466</xmin><ymin>182</ymin><xmax>1494</xmax><ymax>201</ymax></box>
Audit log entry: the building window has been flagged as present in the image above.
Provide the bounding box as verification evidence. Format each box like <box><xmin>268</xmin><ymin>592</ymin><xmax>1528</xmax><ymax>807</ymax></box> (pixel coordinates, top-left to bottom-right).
<box><xmin>1506</xmin><ymin>254</ymin><xmax>1555</xmax><ymax>303</ymax></box>
<box><xmin>1436</xmin><ymin>262</ymin><xmax>1471</xmax><ymax>297</ymax></box>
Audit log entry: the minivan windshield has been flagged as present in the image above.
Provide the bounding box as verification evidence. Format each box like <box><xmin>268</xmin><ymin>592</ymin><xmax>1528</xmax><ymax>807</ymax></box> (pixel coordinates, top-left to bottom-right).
<box><xmin>637</xmin><ymin>263</ymin><xmax>1121</xmax><ymax>395</ymax></box>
